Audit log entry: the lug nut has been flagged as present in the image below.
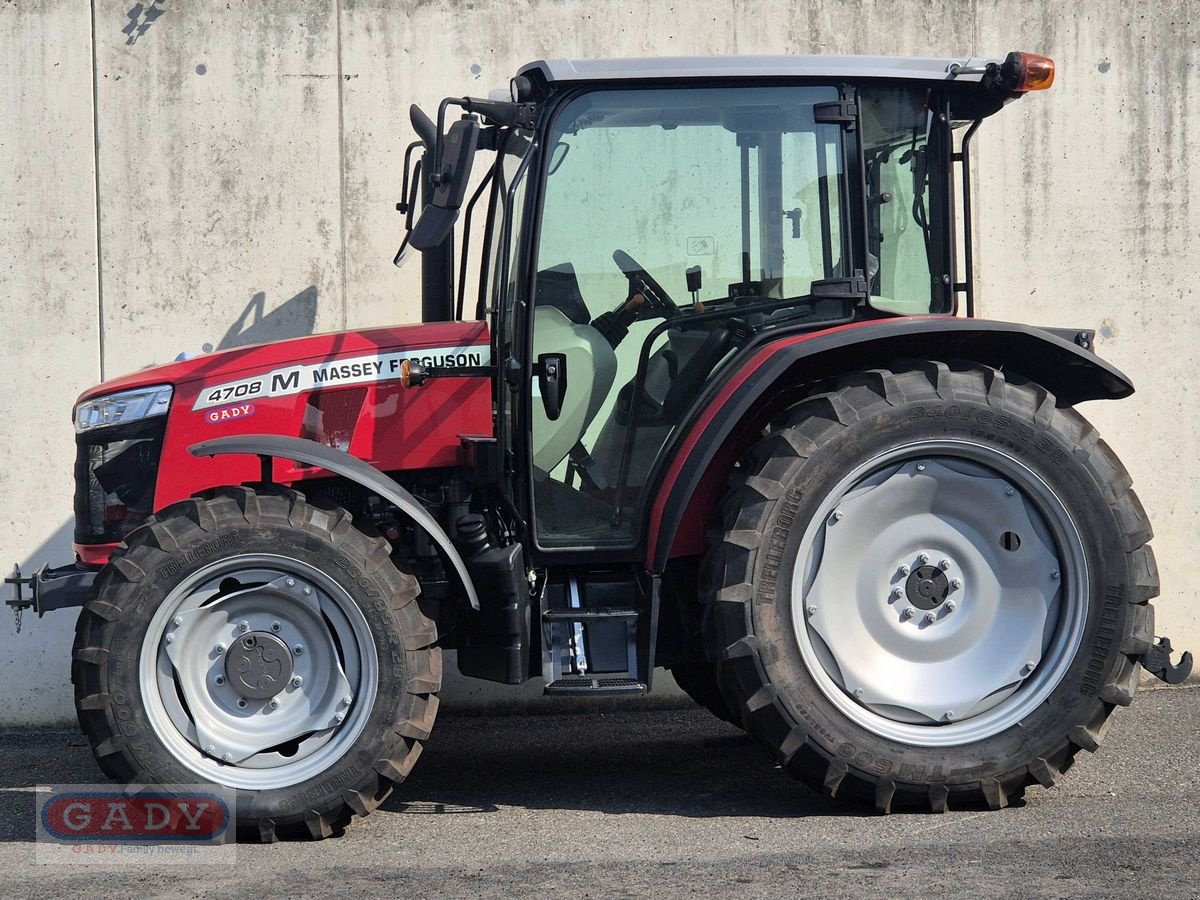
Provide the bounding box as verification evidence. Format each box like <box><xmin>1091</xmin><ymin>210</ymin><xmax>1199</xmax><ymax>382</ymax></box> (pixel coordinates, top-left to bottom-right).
<box><xmin>830</xmin><ymin>511</ymin><xmax>844</xmax><ymax>524</ymax></box>
<box><xmin>236</xmin><ymin>698</ymin><xmax>247</xmax><ymax>709</ymax></box>
<box><xmin>165</xmin><ymin>633</ymin><xmax>175</xmax><ymax>644</ymax></box>
<box><xmin>342</xmin><ymin>695</ymin><xmax>352</xmax><ymax>706</ymax></box>
<box><xmin>1021</xmin><ymin>661</ymin><xmax>1036</xmax><ymax>676</ymax></box>
<box><xmin>293</xmin><ymin>644</ymin><xmax>304</xmax><ymax>655</ymax></box>
<box><xmin>334</xmin><ymin>711</ymin><xmax>346</xmax><ymax>723</ymax></box>
<box><xmin>222</xmin><ymin>752</ymin><xmax>232</xmax><ymax>762</ymax></box>
<box><xmin>944</xmin><ymin>600</ymin><xmax>957</xmax><ymax>613</ymax></box>
<box><xmin>173</xmin><ymin>616</ymin><xmax>184</xmax><ymax>627</ymax></box>
<box><xmin>1005</xmin><ymin>487</ymin><xmax>1016</xmax><ymax>496</ymax></box>
<box><xmin>918</xmin><ymin>553</ymin><xmax>930</xmax><ymax>565</ymax></box>
<box><xmin>214</xmin><ymin>642</ymin><xmax>226</xmax><ymax>654</ymax></box>
<box><xmin>302</xmin><ymin>586</ymin><xmax>313</xmax><ymax>596</ymax></box>
<box><xmin>898</xmin><ymin>564</ymin><xmax>910</xmax><ymax>576</ymax></box>
<box><xmin>853</xmin><ymin>688</ymin><xmax>864</xmax><ymax>698</ymax></box>
<box><xmin>291</xmin><ymin>675</ymin><xmax>304</xmax><ymax>688</ymax></box>
<box><xmin>938</xmin><ymin>559</ymin><xmax>951</xmax><ymax>571</ymax></box>
<box><xmin>923</xmin><ymin>611</ymin><xmax>937</xmax><ymax>625</ymax></box>
<box><xmin>945</xmin><ymin>711</ymin><xmax>956</xmax><ymax>721</ymax></box>
<box><xmin>214</xmin><ymin>674</ymin><xmax>225</xmax><ymax>685</ymax></box>
<box><xmin>807</xmin><ymin>606</ymin><xmax>817</xmax><ymax>617</ymax></box>
<box><xmin>890</xmin><ymin>587</ymin><xmax>903</xmax><ymax>601</ymax></box>
<box><xmin>950</xmin><ymin>578</ymin><xmax>962</xmax><ymax>591</ymax></box>
<box><xmin>916</xmin><ymin>462</ymin><xmax>927</xmax><ymax>472</ymax></box>
<box><xmin>268</xmin><ymin>698</ymin><xmax>280</xmax><ymax>709</ymax></box>
<box><xmin>901</xmin><ymin>608</ymin><xmax>914</xmax><ymax>620</ymax></box>
<box><xmin>1051</xmin><ymin>571</ymin><xmax>1060</xmax><ymax>580</ymax></box>
<box><xmin>285</xmin><ymin>578</ymin><xmax>295</xmax><ymax>587</ymax></box>
<box><xmin>271</xmin><ymin>621</ymin><xmax>281</xmax><ymax>632</ymax></box>
<box><xmin>204</xmin><ymin>744</ymin><xmax>215</xmax><ymax>755</ymax></box>
<box><xmin>237</xmin><ymin>620</ymin><xmax>249</xmax><ymax>633</ymax></box>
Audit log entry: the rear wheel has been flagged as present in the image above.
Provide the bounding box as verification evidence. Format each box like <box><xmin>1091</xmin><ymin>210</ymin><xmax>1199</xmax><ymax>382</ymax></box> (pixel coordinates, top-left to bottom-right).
<box><xmin>72</xmin><ymin>486</ymin><xmax>441</xmax><ymax>840</ymax></box>
<box><xmin>702</xmin><ymin>363</ymin><xmax>1157</xmax><ymax>811</ymax></box>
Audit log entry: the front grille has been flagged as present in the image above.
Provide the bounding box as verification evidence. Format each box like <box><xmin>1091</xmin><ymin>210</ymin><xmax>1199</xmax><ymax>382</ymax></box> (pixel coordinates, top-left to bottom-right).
<box><xmin>73</xmin><ymin>418</ymin><xmax>165</xmax><ymax>544</ymax></box>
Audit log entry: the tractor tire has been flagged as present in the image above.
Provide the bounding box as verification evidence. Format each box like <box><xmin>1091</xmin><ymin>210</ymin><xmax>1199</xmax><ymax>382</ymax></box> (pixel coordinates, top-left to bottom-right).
<box><xmin>702</xmin><ymin>362</ymin><xmax>1157</xmax><ymax>813</ymax></box>
<box><xmin>72</xmin><ymin>485</ymin><xmax>441</xmax><ymax>840</ymax></box>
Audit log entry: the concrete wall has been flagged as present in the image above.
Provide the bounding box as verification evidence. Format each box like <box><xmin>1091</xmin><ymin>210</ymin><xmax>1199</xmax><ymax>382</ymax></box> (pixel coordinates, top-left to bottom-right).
<box><xmin>0</xmin><ymin>0</ymin><xmax>1195</xmax><ymax>726</ymax></box>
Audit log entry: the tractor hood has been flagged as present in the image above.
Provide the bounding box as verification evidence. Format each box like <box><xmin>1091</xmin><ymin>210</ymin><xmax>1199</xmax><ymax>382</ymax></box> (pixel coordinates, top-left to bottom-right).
<box><xmin>77</xmin><ymin>320</ymin><xmax>491</xmax><ymax>406</ymax></box>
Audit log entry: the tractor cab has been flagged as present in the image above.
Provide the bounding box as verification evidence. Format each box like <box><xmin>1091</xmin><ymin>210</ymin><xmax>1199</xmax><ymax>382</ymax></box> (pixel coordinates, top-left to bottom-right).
<box><xmin>399</xmin><ymin>53</ymin><xmax>1045</xmax><ymax>554</ymax></box>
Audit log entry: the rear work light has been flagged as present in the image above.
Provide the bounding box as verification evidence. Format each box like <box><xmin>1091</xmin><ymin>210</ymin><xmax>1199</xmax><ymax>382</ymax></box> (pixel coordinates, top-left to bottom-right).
<box><xmin>999</xmin><ymin>51</ymin><xmax>1055</xmax><ymax>92</ymax></box>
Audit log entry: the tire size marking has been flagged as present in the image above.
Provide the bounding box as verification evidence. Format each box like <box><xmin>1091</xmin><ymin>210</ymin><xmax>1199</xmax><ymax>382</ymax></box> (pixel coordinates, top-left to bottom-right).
<box><xmin>1081</xmin><ymin>585</ymin><xmax>1125</xmax><ymax>696</ymax></box>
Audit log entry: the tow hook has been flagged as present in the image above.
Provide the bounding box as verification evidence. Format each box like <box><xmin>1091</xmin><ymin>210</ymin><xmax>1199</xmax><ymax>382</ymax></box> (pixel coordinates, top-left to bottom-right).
<box><xmin>5</xmin><ymin>563</ymin><xmax>97</xmax><ymax>633</ymax></box>
<box><xmin>1140</xmin><ymin>636</ymin><xmax>1194</xmax><ymax>686</ymax></box>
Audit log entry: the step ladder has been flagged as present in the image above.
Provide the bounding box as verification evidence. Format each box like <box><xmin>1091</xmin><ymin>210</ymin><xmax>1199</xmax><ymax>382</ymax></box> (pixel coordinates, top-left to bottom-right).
<box><xmin>541</xmin><ymin>573</ymin><xmax>659</xmax><ymax>695</ymax></box>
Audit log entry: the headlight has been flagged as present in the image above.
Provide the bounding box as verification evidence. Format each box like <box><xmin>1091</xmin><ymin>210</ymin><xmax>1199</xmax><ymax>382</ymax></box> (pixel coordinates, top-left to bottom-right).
<box><xmin>74</xmin><ymin>385</ymin><xmax>173</xmax><ymax>433</ymax></box>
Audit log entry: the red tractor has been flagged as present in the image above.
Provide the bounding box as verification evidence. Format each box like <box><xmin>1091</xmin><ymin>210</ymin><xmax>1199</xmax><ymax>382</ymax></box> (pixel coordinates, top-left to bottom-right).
<box><xmin>8</xmin><ymin>51</ymin><xmax>1191</xmax><ymax>840</ymax></box>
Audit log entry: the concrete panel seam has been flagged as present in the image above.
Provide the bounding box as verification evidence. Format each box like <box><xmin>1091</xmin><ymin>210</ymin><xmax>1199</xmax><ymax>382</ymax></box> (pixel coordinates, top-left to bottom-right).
<box><xmin>89</xmin><ymin>0</ymin><xmax>106</xmax><ymax>381</ymax></box>
<box><xmin>336</xmin><ymin>0</ymin><xmax>348</xmax><ymax>329</ymax></box>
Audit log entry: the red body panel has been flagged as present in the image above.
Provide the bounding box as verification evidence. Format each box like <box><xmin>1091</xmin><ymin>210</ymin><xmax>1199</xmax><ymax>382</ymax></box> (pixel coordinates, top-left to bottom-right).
<box><xmin>75</xmin><ymin>321</ymin><xmax>493</xmax><ymax>562</ymax></box>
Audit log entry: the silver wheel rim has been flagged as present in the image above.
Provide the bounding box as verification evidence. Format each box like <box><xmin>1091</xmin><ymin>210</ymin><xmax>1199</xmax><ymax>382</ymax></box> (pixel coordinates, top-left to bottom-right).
<box><xmin>791</xmin><ymin>440</ymin><xmax>1088</xmax><ymax>747</ymax></box>
<box><xmin>139</xmin><ymin>554</ymin><xmax>378</xmax><ymax>790</ymax></box>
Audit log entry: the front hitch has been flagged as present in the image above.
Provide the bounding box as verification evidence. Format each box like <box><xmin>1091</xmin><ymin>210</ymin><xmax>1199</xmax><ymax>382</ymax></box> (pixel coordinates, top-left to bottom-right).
<box><xmin>1140</xmin><ymin>636</ymin><xmax>1194</xmax><ymax>686</ymax></box>
<box><xmin>5</xmin><ymin>563</ymin><xmax>97</xmax><ymax>633</ymax></box>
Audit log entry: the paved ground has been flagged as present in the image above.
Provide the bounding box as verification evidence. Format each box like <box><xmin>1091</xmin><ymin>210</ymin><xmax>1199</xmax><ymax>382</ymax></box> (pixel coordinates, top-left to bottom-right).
<box><xmin>0</xmin><ymin>684</ymin><xmax>1195</xmax><ymax>898</ymax></box>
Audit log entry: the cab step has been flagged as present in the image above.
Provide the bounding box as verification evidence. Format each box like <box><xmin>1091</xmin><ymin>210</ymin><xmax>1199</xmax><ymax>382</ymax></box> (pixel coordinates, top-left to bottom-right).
<box><xmin>542</xmin><ymin>607</ymin><xmax>639</xmax><ymax>621</ymax></box>
<box><xmin>545</xmin><ymin>677</ymin><xmax>647</xmax><ymax>695</ymax></box>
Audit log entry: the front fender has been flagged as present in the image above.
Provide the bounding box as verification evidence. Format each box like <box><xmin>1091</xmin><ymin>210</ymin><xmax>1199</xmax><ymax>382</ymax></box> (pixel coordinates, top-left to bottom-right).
<box><xmin>189</xmin><ymin>434</ymin><xmax>479</xmax><ymax>609</ymax></box>
<box><xmin>645</xmin><ymin>317</ymin><xmax>1134</xmax><ymax>571</ymax></box>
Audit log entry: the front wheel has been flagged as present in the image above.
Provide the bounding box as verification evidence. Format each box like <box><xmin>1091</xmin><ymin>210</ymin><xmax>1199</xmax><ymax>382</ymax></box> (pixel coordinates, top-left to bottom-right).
<box><xmin>72</xmin><ymin>486</ymin><xmax>441</xmax><ymax>840</ymax></box>
<box><xmin>702</xmin><ymin>362</ymin><xmax>1157</xmax><ymax>812</ymax></box>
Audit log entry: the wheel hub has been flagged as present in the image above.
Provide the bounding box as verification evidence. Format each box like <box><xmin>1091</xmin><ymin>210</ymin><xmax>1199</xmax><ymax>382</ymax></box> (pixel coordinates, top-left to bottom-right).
<box><xmin>224</xmin><ymin>632</ymin><xmax>294</xmax><ymax>700</ymax></box>
<box><xmin>906</xmin><ymin>565</ymin><xmax>950</xmax><ymax>610</ymax></box>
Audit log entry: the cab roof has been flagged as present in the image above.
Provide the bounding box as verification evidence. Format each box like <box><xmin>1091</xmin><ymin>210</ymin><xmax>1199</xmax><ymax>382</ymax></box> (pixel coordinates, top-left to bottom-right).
<box><xmin>518</xmin><ymin>54</ymin><xmax>997</xmax><ymax>85</ymax></box>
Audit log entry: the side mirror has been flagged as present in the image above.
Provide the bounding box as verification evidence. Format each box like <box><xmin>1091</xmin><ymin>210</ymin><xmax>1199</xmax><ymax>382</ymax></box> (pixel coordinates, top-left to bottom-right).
<box><xmin>410</xmin><ymin>117</ymin><xmax>481</xmax><ymax>251</ymax></box>
<box><xmin>537</xmin><ymin>353</ymin><xmax>568</xmax><ymax>421</ymax></box>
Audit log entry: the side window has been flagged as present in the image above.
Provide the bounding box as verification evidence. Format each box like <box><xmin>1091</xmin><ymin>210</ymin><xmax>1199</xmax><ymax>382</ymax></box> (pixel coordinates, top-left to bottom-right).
<box><xmin>860</xmin><ymin>88</ymin><xmax>950</xmax><ymax>315</ymax></box>
<box><xmin>527</xmin><ymin>86</ymin><xmax>846</xmax><ymax>548</ymax></box>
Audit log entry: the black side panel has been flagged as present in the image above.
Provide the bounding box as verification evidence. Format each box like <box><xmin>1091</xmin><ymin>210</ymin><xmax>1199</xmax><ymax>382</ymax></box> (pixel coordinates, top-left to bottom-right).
<box><xmin>647</xmin><ymin>318</ymin><xmax>1134</xmax><ymax>572</ymax></box>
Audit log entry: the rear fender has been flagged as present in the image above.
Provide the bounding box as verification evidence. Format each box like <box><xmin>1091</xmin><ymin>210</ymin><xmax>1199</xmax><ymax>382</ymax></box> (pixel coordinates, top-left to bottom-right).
<box><xmin>189</xmin><ymin>434</ymin><xmax>479</xmax><ymax>609</ymax></box>
<box><xmin>646</xmin><ymin>317</ymin><xmax>1134</xmax><ymax>571</ymax></box>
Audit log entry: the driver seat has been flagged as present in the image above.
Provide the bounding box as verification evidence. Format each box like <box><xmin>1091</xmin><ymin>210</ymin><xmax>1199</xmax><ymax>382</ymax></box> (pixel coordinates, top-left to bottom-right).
<box><xmin>531</xmin><ymin>304</ymin><xmax>617</xmax><ymax>473</ymax></box>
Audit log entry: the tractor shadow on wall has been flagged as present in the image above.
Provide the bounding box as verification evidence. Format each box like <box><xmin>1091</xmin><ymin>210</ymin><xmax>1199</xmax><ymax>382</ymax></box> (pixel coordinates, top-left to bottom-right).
<box><xmin>215</xmin><ymin>286</ymin><xmax>319</xmax><ymax>351</ymax></box>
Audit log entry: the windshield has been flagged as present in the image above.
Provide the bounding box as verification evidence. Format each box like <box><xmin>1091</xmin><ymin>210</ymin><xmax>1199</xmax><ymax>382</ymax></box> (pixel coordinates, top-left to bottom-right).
<box><xmin>537</xmin><ymin>86</ymin><xmax>849</xmax><ymax>316</ymax></box>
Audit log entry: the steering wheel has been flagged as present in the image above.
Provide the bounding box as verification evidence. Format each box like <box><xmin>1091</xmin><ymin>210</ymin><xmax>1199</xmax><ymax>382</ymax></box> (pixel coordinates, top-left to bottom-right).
<box><xmin>612</xmin><ymin>249</ymin><xmax>679</xmax><ymax>319</ymax></box>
